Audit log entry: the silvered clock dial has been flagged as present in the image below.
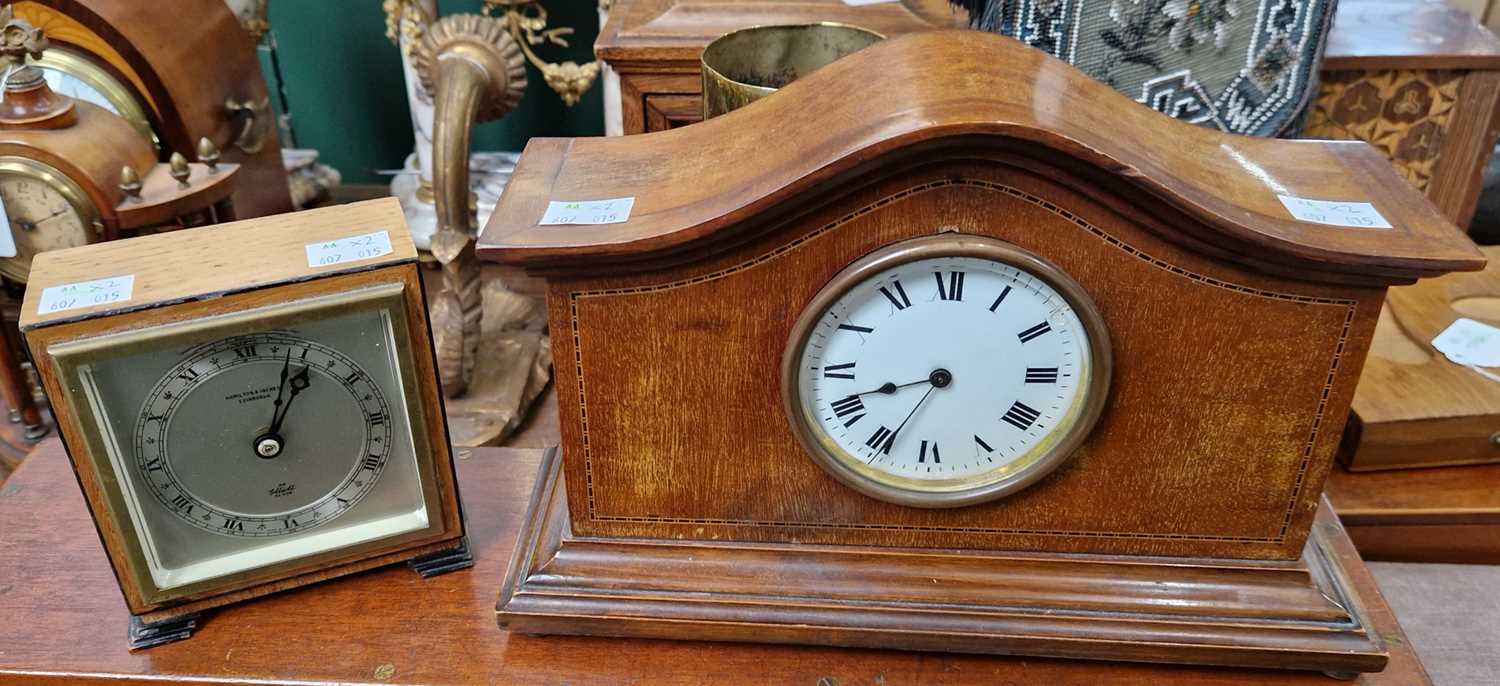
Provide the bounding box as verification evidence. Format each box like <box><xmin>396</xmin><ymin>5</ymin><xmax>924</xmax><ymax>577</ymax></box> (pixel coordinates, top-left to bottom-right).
<box><xmin>783</xmin><ymin>235</ymin><xmax>1112</xmax><ymax>507</ymax></box>
<box><xmin>63</xmin><ymin>289</ymin><xmax>439</xmax><ymax>593</ymax></box>
<box><xmin>134</xmin><ymin>332</ymin><xmax>393</xmax><ymax>538</ymax></box>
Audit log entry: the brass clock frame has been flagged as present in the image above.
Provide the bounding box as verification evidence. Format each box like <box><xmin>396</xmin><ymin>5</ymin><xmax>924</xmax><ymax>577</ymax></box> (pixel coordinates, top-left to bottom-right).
<box><xmin>41</xmin><ymin>283</ymin><xmax>450</xmax><ymax>608</ymax></box>
<box><xmin>781</xmin><ymin>233</ymin><xmax>1114</xmax><ymax>508</ymax></box>
<box><xmin>0</xmin><ymin>155</ymin><xmax>100</xmax><ymax>282</ymax></box>
<box><xmin>33</xmin><ymin>46</ymin><xmax>155</xmax><ymax>144</ymax></box>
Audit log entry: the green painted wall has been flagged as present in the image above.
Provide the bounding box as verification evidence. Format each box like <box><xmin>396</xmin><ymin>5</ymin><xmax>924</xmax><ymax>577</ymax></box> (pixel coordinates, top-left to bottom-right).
<box><xmin>262</xmin><ymin>0</ymin><xmax>603</xmax><ymax>185</ymax></box>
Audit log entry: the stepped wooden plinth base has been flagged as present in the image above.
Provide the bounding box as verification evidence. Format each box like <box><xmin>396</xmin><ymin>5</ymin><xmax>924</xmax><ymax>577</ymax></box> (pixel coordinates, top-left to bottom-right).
<box><xmin>497</xmin><ymin>450</ymin><xmax>1389</xmax><ymax>675</ymax></box>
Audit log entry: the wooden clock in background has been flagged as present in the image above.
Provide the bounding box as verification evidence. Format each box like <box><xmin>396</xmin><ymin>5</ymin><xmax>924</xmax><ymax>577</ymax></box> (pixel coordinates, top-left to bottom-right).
<box><xmin>0</xmin><ymin>8</ymin><xmax>245</xmax><ymax>470</ymax></box>
<box><xmin>0</xmin><ymin>0</ymin><xmax>289</xmax><ymax>468</ymax></box>
<box><xmin>10</xmin><ymin>0</ymin><xmax>291</xmax><ymax>218</ymax></box>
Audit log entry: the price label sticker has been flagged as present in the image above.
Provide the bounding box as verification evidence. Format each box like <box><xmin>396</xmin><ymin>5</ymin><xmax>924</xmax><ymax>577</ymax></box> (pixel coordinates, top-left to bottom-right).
<box><xmin>305</xmin><ymin>230</ymin><xmax>394</xmax><ymax>268</ymax></box>
<box><xmin>1276</xmin><ymin>195</ymin><xmax>1392</xmax><ymax>229</ymax></box>
<box><xmin>0</xmin><ymin>194</ymin><xmax>15</xmax><ymax>259</ymax></box>
<box><xmin>36</xmin><ymin>274</ymin><xmax>134</xmax><ymax>315</ymax></box>
<box><xmin>539</xmin><ymin>197</ymin><xmax>635</xmax><ymax>226</ymax></box>
<box><xmin>1432</xmin><ymin>317</ymin><xmax>1500</xmax><ymax>367</ymax></box>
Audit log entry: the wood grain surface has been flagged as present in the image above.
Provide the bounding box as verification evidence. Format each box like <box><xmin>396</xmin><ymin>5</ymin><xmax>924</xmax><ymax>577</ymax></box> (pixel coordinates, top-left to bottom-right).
<box><xmin>484</xmin><ymin>31</ymin><xmax>1482</xmax><ymax>285</ymax></box>
<box><xmin>481</xmin><ymin>31</ymin><xmax>1481</xmax><ymax>561</ymax></box>
<box><xmin>499</xmin><ymin>449</ymin><xmax>1390</xmax><ymax>673</ymax></box>
<box><xmin>1345</xmin><ymin>245</ymin><xmax>1500</xmax><ymax>469</ymax></box>
<box><xmin>16</xmin><ymin>0</ymin><xmax>293</xmax><ymax>217</ymax></box>
<box><xmin>1326</xmin><ymin>462</ymin><xmax>1500</xmax><ymax>563</ymax></box>
<box><xmin>23</xmin><ymin>262</ymin><xmax>463</xmax><ymax>620</ymax></box>
<box><xmin>21</xmin><ymin>197</ymin><xmax>413</xmax><ymax>330</ymax></box>
<box><xmin>0</xmin><ymin>439</ymin><xmax>1433</xmax><ymax>685</ymax></box>
<box><xmin>596</xmin><ymin>0</ymin><xmax>1498</xmax><ymax>69</ymax></box>
<box><xmin>19</xmin><ymin>200</ymin><xmax>461</xmax><ymax>620</ymax></box>
<box><xmin>523</xmin><ymin>162</ymin><xmax>1384</xmax><ymax>559</ymax></box>
<box><xmin>595</xmin><ymin>0</ymin><xmax>1500</xmax><ymax>229</ymax></box>
<box><xmin>0</xmin><ymin>101</ymin><xmax>155</xmax><ymax>240</ymax></box>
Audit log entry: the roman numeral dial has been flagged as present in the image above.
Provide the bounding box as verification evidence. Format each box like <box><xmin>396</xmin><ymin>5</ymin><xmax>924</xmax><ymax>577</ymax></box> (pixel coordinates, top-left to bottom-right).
<box><xmin>132</xmin><ymin>331</ymin><xmax>396</xmax><ymax>538</ymax></box>
<box><xmin>792</xmin><ymin>243</ymin><xmax>1106</xmax><ymax>507</ymax></box>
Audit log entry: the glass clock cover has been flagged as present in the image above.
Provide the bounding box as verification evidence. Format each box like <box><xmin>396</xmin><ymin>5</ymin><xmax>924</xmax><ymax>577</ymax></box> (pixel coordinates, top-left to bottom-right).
<box><xmin>60</xmin><ymin>291</ymin><xmax>435</xmax><ymax>592</ymax></box>
<box><xmin>786</xmin><ymin>236</ymin><xmax>1111</xmax><ymax>507</ymax></box>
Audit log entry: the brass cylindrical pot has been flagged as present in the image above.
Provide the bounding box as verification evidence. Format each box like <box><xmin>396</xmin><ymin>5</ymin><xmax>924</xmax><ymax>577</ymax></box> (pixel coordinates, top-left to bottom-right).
<box><xmin>700</xmin><ymin>23</ymin><xmax>884</xmax><ymax>120</ymax></box>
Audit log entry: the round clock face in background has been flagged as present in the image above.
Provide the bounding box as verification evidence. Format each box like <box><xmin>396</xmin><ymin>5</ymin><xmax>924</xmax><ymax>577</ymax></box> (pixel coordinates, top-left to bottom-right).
<box><xmin>0</xmin><ymin>166</ymin><xmax>91</xmax><ymax>282</ymax></box>
<box><xmin>133</xmin><ymin>332</ymin><xmax>392</xmax><ymax>538</ymax></box>
<box><xmin>784</xmin><ymin>235</ymin><xmax>1111</xmax><ymax>507</ymax></box>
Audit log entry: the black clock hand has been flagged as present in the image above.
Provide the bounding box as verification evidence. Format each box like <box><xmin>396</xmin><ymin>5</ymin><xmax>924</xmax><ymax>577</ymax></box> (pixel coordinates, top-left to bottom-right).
<box><xmin>888</xmin><ymin>385</ymin><xmax>935</xmax><ymax>444</ymax></box>
<box><xmin>851</xmin><ymin>368</ymin><xmax>956</xmax><ymax>398</ymax></box>
<box><xmin>269</xmin><ymin>366</ymin><xmax>311</xmax><ymax>435</ymax></box>
<box><xmin>852</xmin><ymin>378</ymin><xmax>930</xmax><ymax>397</ymax></box>
<box><xmin>268</xmin><ymin>349</ymin><xmax>291</xmax><ymax>428</ymax></box>
<box><xmin>876</xmin><ymin>368</ymin><xmax>953</xmax><ymax>453</ymax></box>
<box><xmin>35</xmin><ymin>207</ymin><xmax>72</xmax><ymax>223</ymax></box>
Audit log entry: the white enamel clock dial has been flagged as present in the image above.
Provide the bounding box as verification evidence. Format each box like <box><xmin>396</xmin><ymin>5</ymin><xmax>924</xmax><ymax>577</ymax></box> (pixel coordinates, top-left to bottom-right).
<box><xmin>785</xmin><ymin>236</ymin><xmax>1111</xmax><ymax>507</ymax></box>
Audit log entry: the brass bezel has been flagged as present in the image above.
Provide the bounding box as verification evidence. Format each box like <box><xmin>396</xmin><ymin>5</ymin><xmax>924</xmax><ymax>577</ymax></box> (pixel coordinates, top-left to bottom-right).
<box><xmin>34</xmin><ymin>46</ymin><xmax>156</xmax><ymax>145</ymax></box>
<box><xmin>0</xmin><ymin>156</ymin><xmax>101</xmax><ymax>283</ymax></box>
<box><xmin>780</xmin><ymin>234</ymin><xmax>1113</xmax><ymax>508</ymax></box>
<box><xmin>43</xmin><ymin>282</ymin><xmax>449</xmax><ymax>607</ymax></box>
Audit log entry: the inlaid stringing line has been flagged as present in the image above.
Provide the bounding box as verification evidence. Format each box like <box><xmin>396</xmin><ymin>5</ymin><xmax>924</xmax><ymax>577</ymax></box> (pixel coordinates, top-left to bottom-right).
<box><xmin>565</xmin><ymin>178</ymin><xmax>1354</xmax><ymax>544</ymax></box>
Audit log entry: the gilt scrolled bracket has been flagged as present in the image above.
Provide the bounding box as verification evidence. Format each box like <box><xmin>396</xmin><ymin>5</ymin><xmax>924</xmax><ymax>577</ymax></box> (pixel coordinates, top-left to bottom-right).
<box><xmin>411</xmin><ymin>14</ymin><xmax>526</xmax><ymax>398</ymax></box>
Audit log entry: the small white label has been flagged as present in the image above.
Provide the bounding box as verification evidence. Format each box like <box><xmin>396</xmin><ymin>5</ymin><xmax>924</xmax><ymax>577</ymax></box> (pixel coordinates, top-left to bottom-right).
<box><xmin>37</xmin><ymin>274</ymin><xmax>133</xmax><ymax>315</ymax></box>
<box><xmin>842</xmin><ymin>0</ymin><xmax>900</xmax><ymax>5</ymax></box>
<box><xmin>305</xmin><ymin>230</ymin><xmax>393</xmax><ymax>268</ymax></box>
<box><xmin>0</xmin><ymin>194</ymin><xmax>15</xmax><ymax>258</ymax></box>
<box><xmin>1432</xmin><ymin>317</ymin><xmax>1500</xmax><ymax>367</ymax></box>
<box><xmin>539</xmin><ymin>197</ymin><xmax>635</xmax><ymax>226</ymax></box>
<box><xmin>1276</xmin><ymin>195</ymin><xmax>1392</xmax><ymax>229</ymax></box>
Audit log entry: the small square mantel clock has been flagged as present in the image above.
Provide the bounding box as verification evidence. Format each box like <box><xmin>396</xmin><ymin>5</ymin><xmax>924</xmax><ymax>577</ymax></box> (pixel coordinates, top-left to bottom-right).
<box><xmin>479</xmin><ymin>32</ymin><xmax>1485</xmax><ymax>676</ymax></box>
<box><xmin>20</xmin><ymin>198</ymin><xmax>469</xmax><ymax>649</ymax></box>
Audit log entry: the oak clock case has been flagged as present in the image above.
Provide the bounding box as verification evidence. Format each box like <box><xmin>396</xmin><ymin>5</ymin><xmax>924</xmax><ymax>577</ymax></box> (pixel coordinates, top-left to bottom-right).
<box><xmin>21</xmin><ymin>200</ymin><xmax>467</xmax><ymax>649</ymax></box>
<box><xmin>482</xmin><ymin>31</ymin><xmax>1486</xmax><ymax>675</ymax></box>
<box><xmin>52</xmin><ymin>293</ymin><xmax>434</xmax><ymax>594</ymax></box>
<box><xmin>783</xmin><ymin>235</ymin><xmax>1111</xmax><ymax>507</ymax></box>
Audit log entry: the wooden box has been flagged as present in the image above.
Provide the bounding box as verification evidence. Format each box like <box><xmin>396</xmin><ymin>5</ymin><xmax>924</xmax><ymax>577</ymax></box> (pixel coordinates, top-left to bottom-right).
<box><xmin>1342</xmin><ymin>245</ymin><xmax>1500</xmax><ymax>470</ymax></box>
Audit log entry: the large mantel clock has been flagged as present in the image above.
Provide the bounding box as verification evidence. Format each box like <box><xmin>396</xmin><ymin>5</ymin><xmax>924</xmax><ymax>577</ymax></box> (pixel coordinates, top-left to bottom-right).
<box><xmin>479</xmin><ymin>32</ymin><xmax>1483</xmax><ymax>675</ymax></box>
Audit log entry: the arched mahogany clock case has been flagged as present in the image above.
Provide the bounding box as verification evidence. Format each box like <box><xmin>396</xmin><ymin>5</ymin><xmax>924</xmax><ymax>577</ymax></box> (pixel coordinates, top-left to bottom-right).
<box><xmin>479</xmin><ymin>31</ymin><xmax>1483</xmax><ymax>675</ymax></box>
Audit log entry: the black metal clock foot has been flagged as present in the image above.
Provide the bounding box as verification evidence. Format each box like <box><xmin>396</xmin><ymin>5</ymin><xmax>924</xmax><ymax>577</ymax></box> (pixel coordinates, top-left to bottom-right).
<box><xmin>408</xmin><ymin>537</ymin><xmax>473</xmax><ymax>577</ymax></box>
<box><xmin>22</xmin><ymin>421</ymin><xmax>48</xmax><ymax>440</ymax></box>
<box><xmin>127</xmin><ymin>612</ymin><xmax>201</xmax><ymax>650</ymax></box>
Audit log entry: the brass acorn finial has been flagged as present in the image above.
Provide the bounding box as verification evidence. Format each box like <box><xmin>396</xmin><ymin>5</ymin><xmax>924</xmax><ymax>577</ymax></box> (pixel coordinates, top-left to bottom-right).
<box><xmin>118</xmin><ymin>165</ymin><xmax>142</xmax><ymax>201</ymax></box>
<box><xmin>196</xmin><ymin>137</ymin><xmax>220</xmax><ymax>174</ymax></box>
<box><xmin>168</xmin><ymin>152</ymin><xmax>190</xmax><ymax>188</ymax></box>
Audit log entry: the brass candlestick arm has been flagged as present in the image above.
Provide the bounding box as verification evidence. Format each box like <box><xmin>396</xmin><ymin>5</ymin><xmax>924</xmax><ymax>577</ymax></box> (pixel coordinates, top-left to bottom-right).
<box><xmin>412</xmin><ymin>14</ymin><xmax>525</xmax><ymax>397</ymax></box>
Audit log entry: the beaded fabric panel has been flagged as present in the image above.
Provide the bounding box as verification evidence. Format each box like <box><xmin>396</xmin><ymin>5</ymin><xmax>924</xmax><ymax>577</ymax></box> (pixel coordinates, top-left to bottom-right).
<box><xmin>954</xmin><ymin>0</ymin><xmax>1336</xmax><ymax>137</ymax></box>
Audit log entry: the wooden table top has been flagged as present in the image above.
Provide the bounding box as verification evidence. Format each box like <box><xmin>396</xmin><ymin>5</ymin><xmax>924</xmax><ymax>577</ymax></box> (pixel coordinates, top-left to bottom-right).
<box><xmin>0</xmin><ymin>440</ymin><xmax>1431</xmax><ymax>685</ymax></box>
<box><xmin>1326</xmin><ymin>461</ymin><xmax>1500</xmax><ymax>563</ymax></box>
